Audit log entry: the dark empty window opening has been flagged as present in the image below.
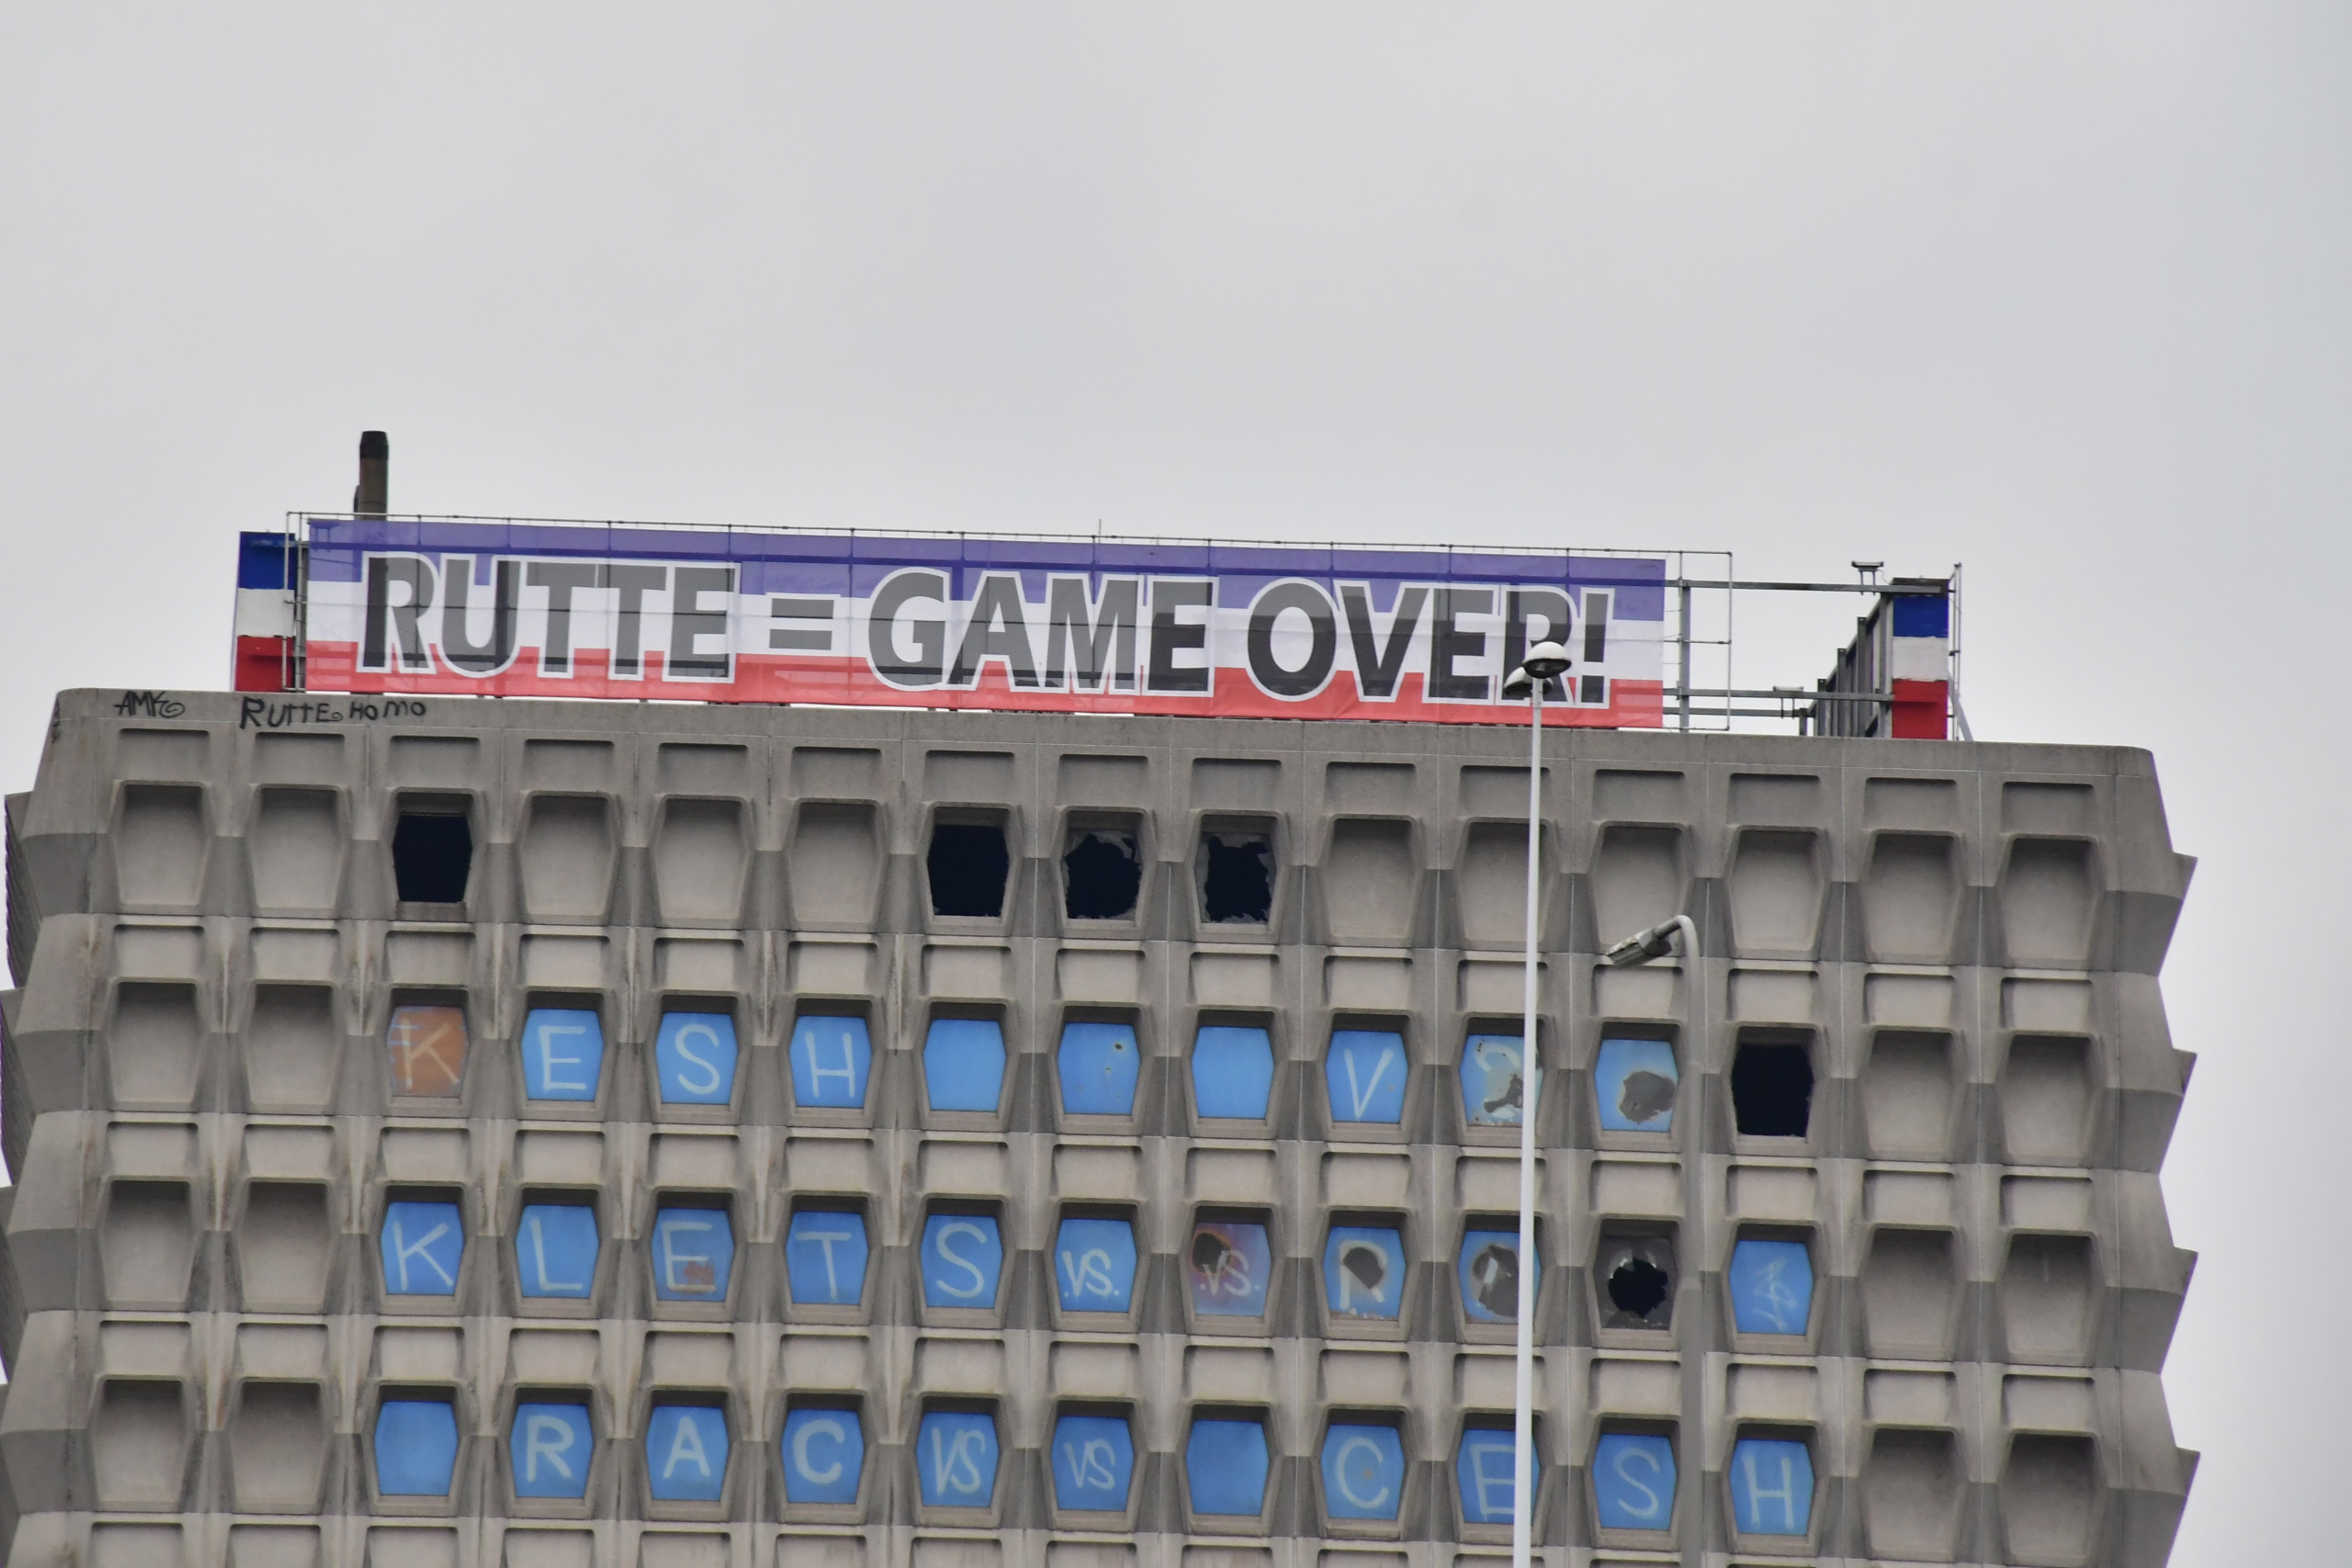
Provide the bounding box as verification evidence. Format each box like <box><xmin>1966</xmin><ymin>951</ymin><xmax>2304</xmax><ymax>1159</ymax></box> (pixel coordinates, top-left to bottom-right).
<box><xmin>392</xmin><ymin>813</ymin><xmax>473</xmax><ymax>904</ymax></box>
<box><xmin>1731</xmin><ymin>1043</ymin><xmax>1815</xmax><ymax>1137</ymax></box>
<box><xmin>1598</xmin><ymin>1235</ymin><xmax>1674</xmax><ymax>1328</ymax></box>
<box><xmin>928</xmin><ymin>822</ymin><xmax>1011</xmax><ymax>919</ymax></box>
<box><xmin>1064</xmin><ymin>829</ymin><xmax>1142</xmax><ymax>920</ymax></box>
<box><xmin>1198</xmin><ymin>832</ymin><xmax>1272</xmax><ymax>923</ymax></box>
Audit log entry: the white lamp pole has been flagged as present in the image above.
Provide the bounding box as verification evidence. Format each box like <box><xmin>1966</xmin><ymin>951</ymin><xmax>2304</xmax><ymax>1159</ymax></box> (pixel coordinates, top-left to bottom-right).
<box><xmin>1504</xmin><ymin>640</ymin><xmax>1571</xmax><ymax>1568</ymax></box>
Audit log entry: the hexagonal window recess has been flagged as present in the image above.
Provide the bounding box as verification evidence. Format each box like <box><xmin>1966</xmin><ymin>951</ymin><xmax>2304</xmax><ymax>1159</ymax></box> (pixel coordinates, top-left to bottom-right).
<box><xmin>1050</xmin><ymin>1413</ymin><xmax>1136</xmax><ymax>1513</ymax></box>
<box><xmin>1592</xmin><ymin>1431</ymin><xmax>1677</xmax><ymax>1531</ymax></box>
<box><xmin>511</xmin><ymin>1402</ymin><xmax>594</xmax><ymax>1499</ymax></box>
<box><xmin>647</xmin><ymin>1404</ymin><xmax>729</xmax><ymax>1503</ymax></box>
<box><xmin>1187</xmin><ymin>1219</ymin><xmax>1272</xmax><ymax>1316</ymax></box>
<box><xmin>1458</xmin><ymin>1226</ymin><xmax>1536</xmax><ymax>1325</ymax></box>
<box><xmin>1057</xmin><ymin>1021</ymin><xmax>1139</xmax><ymax>1115</ymax></box>
<box><xmin>1596</xmin><ymin>1037</ymin><xmax>1678</xmax><ymax>1132</ymax></box>
<box><xmin>921</xmin><ymin>1212</ymin><xmax>1004</xmax><ymax>1310</ymax></box>
<box><xmin>1322</xmin><ymin>1423</ymin><xmax>1407</xmax><ymax>1521</ymax></box>
<box><xmin>1596</xmin><ymin>1234</ymin><xmax>1675</xmax><ymax>1330</ymax></box>
<box><xmin>917</xmin><ymin>1410</ymin><xmax>1001</xmax><ymax>1508</ymax></box>
<box><xmin>1054</xmin><ymin>1216</ymin><xmax>1139</xmax><ymax>1314</ymax></box>
<box><xmin>1459</xmin><ymin>1033</ymin><xmax>1525</xmax><ymax>1126</ymax></box>
<box><xmin>1729</xmin><ymin>1437</ymin><xmax>1814</xmax><ymax>1536</ymax></box>
<box><xmin>1326</xmin><ymin>1029</ymin><xmax>1408</xmax><ymax>1124</ymax></box>
<box><xmin>1324</xmin><ymin>1224</ymin><xmax>1407</xmax><ymax>1320</ymax></box>
<box><xmin>923</xmin><ymin>1018</ymin><xmax>1007</xmax><ymax>1113</ymax></box>
<box><xmin>1192</xmin><ymin>1024</ymin><xmax>1274</xmax><ymax>1120</ymax></box>
<box><xmin>790</xmin><ymin>1014</ymin><xmax>872</xmax><ymax>1110</ymax></box>
<box><xmin>1186</xmin><ymin>1416</ymin><xmax>1270</xmax><ymax>1517</ymax></box>
<box><xmin>779</xmin><ymin>1407</ymin><xmax>864</xmax><ymax>1504</ymax></box>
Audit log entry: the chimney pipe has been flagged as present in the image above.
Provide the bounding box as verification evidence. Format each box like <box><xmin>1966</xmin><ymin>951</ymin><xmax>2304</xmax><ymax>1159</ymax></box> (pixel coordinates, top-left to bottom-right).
<box><xmin>355</xmin><ymin>430</ymin><xmax>390</xmax><ymax>516</ymax></box>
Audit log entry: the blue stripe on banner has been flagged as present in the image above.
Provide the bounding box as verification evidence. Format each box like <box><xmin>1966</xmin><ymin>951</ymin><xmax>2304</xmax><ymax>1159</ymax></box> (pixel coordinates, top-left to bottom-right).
<box><xmin>238</xmin><ymin>532</ymin><xmax>294</xmax><ymax>590</ymax></box>
<box><xmin>1891</xmin><ymin>593</ymin><xmax>1949</xmax><ymax>639</ymax></box>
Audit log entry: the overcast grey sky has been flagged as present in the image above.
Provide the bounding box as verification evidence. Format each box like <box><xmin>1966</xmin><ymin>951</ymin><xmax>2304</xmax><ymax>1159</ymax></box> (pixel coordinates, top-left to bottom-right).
<box><xmin>3</xmin><ymin>5</ymin><xmax>2346</xmax><ymax>1560</ymax></box>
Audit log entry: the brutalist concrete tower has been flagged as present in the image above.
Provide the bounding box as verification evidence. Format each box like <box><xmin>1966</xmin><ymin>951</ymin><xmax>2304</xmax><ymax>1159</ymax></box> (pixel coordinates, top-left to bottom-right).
<box><xmin>0</xmin><ymin>688</ymin><xmax>2195</xmax><ymax>1568</ymax></box>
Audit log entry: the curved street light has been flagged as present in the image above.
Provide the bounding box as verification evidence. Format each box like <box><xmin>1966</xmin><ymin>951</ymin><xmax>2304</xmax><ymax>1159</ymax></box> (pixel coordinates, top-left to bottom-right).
<box><xmin>1502</xmin><ymin>639</ymin><xmax>1569</xmax><ymax>1568</ymax></box>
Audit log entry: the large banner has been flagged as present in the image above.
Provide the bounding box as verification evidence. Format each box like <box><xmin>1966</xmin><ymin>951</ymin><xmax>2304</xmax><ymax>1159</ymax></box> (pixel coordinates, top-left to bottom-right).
<box><xmin>299</xmin><ymin>519</ymin><xmax>1667</xmax><ymax>727</ymax></box>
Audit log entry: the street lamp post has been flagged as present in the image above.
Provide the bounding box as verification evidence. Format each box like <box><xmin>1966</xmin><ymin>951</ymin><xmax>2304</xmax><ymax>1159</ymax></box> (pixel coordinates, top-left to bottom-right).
<box><xmin>1501</xmin><ymin>640</ymin><xmax>1570</xmax><ymax>1568</ymax></box>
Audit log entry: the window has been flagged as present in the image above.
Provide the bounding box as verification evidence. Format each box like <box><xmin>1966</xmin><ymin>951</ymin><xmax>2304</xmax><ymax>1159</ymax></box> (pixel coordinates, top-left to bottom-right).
<box><xmin>1325</xmin><ymin>1030</ymin><xmax>1407</xmax><ymax>1124</ymax></box>
<box><xmin>374</xmin><ymin>1398</ymin><xmax>459</xmax><ymax>1496</ymax></box>
<box><xmin>1196</xmin><ymin>831</ymin><xmax>1272</xmax><ymax>922</ymax></box>
<box><xmin>1321</xmin><ymin>1424</ymin><xmax>1406</xmax><ymax>1521</ymax></box>
<box><xmin>514</xmin><ymin>1203</ymin><xmax>598</xmax><ymax>1299</ymax></box>
<box><xmin>380</xmin><ymin>1200</ymin><xmax>464</xmax><ymax>1296</ymax></box>
<box><xmin>1596</xmin><ymin>1038</ymin><xmax>1678</xmax><ymax>1133</ymax></box>
<box><xmin>1185</xmin><ymin>1416</ymin><xmax>1270</xmax><ymax>1517</ymax></box>
<box><xmin>1057</xmin><ymin>1021</ymin><xmax>1139</xmax><ymax>1115</ymax></box>
<box><xmin>921</xmin><ymin>1213</ymin><xmax>1004</xmax><ymax>1309</ymax></box>
<box><xmin>386</xmin><ymin>1005</ymin><xmax>468</xmax><ymax>1098</ymax></box>
<box><xmin>1731</xmin><ymin>1042</ymin><xmax>1814</xmax><ymax>1136</ymax></box>
<box><xmin>785</xmin><ymin>1210</ymin><xmax>869</xmax><ymax>1305</ymax></box>
<box><xmin>1592</xmin><ymin>1432</ymin><xmax>1676</xmax><ymax>1530</ymax></box>
<box><xmin>916</xmin><ymin>1410</ymin><xmax>1000</xmax><ymax>1508</ymax></box>
<box><xmin>650</xmin><ymin>1206</ymin><xmax>735</xmax><ymax>1303</ymax></box>
<box><xmin>1455</xmin><ymin>1425</ymin><xmax>1518</xmax><ymax>1526</ymax></box>
<box><xmin>1054</xmin><ymin>1216</ymin><xmax>1138</xmax><ymax>1313</ymax></box>
<box><xmin>779</xmin><ymin>1407</ymin><xmax>863</xmax><ymax>1504</ymax></box>
<box><xmin>923</xmin><ymin>1018</ymin><xmax>1007</xmax><ymax>1113</ymax></box>
<box><xmin>928</xmin><ymin>822</ymin><xmax>1010</xmax><ymax>918</ymax></box>
<box><xmin>392</xmin><ymin>812</ymin><xmax>471</xmax><ymax>903</ymax></box>
<box><xmin>1596</xmin><ymin>1234</ymin><xmax>1674</xmax><ymax>1330</ymax></box>
<box><xmin>510</xmin><ymin>1402</ymin><xmax>594</xmax><ymax>1499</ymax></box>
<box><xmin>1459</xmin><ymin>1032</ymin><xmax>1525</xmax><ymax>1126</ymax></box>
<box><xmin>1323</xmin><ymin>1225</ymin><xmax>1406</xmax><ymax>1320</ymax></box>
<box><xmin>656</xmin><ymin>1012</ymin><xmax>739</xmax><ymax>1106</ymax></box>
<box><xmin>1050</xmin><ymin>1413</ymin><xmax>1136</xmax><ymax>1512</ymax></box>
<box><xmin>1729</xmin><ymin>1438</ymin><xmax>1813</xmax><ymax>1536</ymax></box>
<box><xmin>1064</xmin><ymin>828</ymin><xmax>1142</xmax><ymax>919</ymax></box>
<box><xmin>790</xmin><ymin>1014</ymin><xmax>872</xmax><ymax>1110</ymax></box>
<box><xmin>521</xmin><ymin>1008</ymin><xmax>604</xmax><ymax>1102</ymax></box>
<box><xmin>646</xmin><ymin>1404</ymin><xmax>729</xmax><ymax>1503</ymax></box>
<box><xmin>1186</xmin><ymin>1219</ymin><xmax>1272</xmax><ymax>1316</ymax></box>
<box><xmin>1192</xmin><ymin>1024</ymin><xmax>1274</xmax><ymax>1120</ymax></box>
<box><xmin>1458</xmin><ymin>1226</ymin><xmax>1532</xmax><ymax>1325</ymax></box>
<box><xmin>1728</xmin><ymin>1238</ymin><xmax>1814</xmax><ymax>1336</ymax></box>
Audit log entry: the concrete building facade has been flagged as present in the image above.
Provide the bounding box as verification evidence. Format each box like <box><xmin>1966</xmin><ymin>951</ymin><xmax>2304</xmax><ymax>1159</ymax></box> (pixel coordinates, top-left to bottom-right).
<box><xmin>0</xmin><ymin>687</ymin><xmax>2196</xmax><ymax>1567</ymax></box>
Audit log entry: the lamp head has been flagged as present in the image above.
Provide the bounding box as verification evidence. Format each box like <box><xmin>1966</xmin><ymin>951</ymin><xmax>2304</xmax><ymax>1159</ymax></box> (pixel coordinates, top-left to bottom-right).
<box><xmin>1603</xmin><ymin>919</ymin><xmax>1686</xmax><ymax>967</ymax></box>
<box><xmin>1520</xmin><ymin>639</ymin><xmax>1572</xmax><ymax>680</ymax></box>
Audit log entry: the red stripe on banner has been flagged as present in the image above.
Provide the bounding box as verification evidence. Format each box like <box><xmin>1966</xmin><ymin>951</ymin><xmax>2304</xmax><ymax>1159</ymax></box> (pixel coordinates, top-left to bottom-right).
<box><xmin>300</xmin><ymin>643</ymin><xmax>1667</xmax><ymax>728</ymax></box>
<box><xmin>1890</xmin><ymin>678</ymin><xmax>1949</xmax><ymax>740</ymax></box>
<box><xmin>234</xmin><ymin>636</ymin><xmax>295</xmax><ymax>693</ymax></box>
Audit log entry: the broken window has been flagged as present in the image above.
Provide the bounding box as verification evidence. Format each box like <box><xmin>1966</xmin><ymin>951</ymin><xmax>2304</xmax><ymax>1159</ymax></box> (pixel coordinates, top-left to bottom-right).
<box><xmin>927</xmin><ymin>821</ymin><xmax>1010</xmax><ymax>918</ymax></box>
<box><xmin>1457</xmin><ymin>1224</ymin><xmax>1535</xmax><ymax>1325</ymax></box>
<box><xmin>1064</xmin><ymin>827</ymin><xmax>1142</xmax><ymax>919</ymax></box>
<box><xmin>1731</xmin><ymin>1040</ymin><xmax>1815</xmax><ymax>1137</ymax></box>
<box><xmin>1323</xmin><ymin>1224</ymin><xmax>1406</xmax><ymax>1320</ymax></box>
<box><xmin>391</xmin><ymin>811</ymin><xmax>472</xmax><ymax>903</ymax></box>
<box><xmin>1459</xmin><ymin>1032</ymin><xmax>1526</xmax><ymax>1126</ymax></box>
<box><xmin>1196</xmin><ymin>830</ymin><xmax>1272</xmax><ymax>923</ymax></box>
<box><xmin>1186</xmin><ymin>1217</ymin><xmax>1272</xmax><ymax>1316</ymax></box>
<box><xmin>1596</xmin><ymin>1234</ymin><xmax>1675</xmax><ymax>1329</ymax></box>
<box><xmin>1596</xmin><ymin>1037</ymin><xmax>1679</xmax><ymax>1133</ymax></box>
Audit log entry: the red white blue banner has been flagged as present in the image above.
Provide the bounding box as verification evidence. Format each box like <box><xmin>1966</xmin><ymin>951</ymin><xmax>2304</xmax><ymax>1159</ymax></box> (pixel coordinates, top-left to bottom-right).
<box><xmin>288</xmin><ymin>519</ymin><xmax>1668</xmax><ymax>727</ymax></box>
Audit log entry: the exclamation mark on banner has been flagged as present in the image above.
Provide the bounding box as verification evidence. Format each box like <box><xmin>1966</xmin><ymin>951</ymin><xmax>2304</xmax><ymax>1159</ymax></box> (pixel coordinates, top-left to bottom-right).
<box><xmin>1579</xmin><ymin>591</ymin><xmax>1611</xmax><ymax>705</ymax></box>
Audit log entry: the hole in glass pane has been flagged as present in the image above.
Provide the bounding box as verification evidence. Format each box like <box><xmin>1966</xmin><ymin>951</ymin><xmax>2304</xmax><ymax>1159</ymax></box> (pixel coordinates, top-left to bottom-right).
<box><xmin>1057</xmin><ymin>1021</ymin><xmax>1139</xmax><ymax>1116</ymax></box>
<box><xmin>1196</xmin><ymin>832</ymin><xmax>1272</xmax><ymax>923</ymax></box>
<box><xmin>1186</xmin><ymin>1219</ymin><xmax>1272</xmax><ymax>1316</ymax></box>
<box><xmin>1324</xmin><ymin>1224</ymin><xmax>1406</xmax><ymax>1319</ymax></box>
<box><xmin>1458</xmin><ymin>1226</ymin><xmax>1535</xmax><ymax>1324</ymax></box>
<box><xmin>1459</xmin><ymin>1032</ymin><xmax>1525</xmax><ymax>1125</ymax></box>
<box><xmin>928</xmin><ymin>822</ymin><xmax>1010</xmax><ymax>918</ymax></box>
<box><xmin>1064</xmin><ymin>829</ymin><xmax>1141</xmax><ymax>919</ymax></box>
<box><xmin>391</xmin><ymin>813</ymin><xmax>471</xmax><ymax>903</ymax></box>
<box><xmin>1596</xmin><ymin>1037</ymin><xmax>1678</xmax><ymax>1132</ymax></box>
<box><xmin>1598</xmin><ymin>1233</ymin><xmax>1675</xmax><ymax>1328</ymax></box>
<box><xmin>1731</xmin><ymin>1043</ymin><xmax>1814</xmax><ymax>1136</ymax></box>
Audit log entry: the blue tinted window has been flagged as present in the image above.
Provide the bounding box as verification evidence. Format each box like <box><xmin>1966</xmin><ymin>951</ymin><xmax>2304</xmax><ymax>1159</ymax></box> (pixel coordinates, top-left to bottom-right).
<box><xmin>1460</xmin><ymin>1033</ymin><xmax>1526</xmax><ymax>1125</ymax></box>
<box><xmin>1325</xmin><ymin>1030</ymin><xmax>1407</xmax><ymax>1123</ymax></box>
<box><xmin>511</xmin><ymin>1402</ymin><xmax>594</xmax><ymax>1498</ymax></box>
<box><xmin>521</xmin><ymin>1008</ymin><xmax>605</xmax><ymax>1101</ymax></box>
<box><xmin>1054</xmin><ymin>1217</ymin><xmax>1138</xmax><ymax>1313</ymax></box>
<box><xmin>1186</xmin><ymin>1220</ymin><xmax>1272</xmax><ymax>1316</ymax></box>
<box><xmin>923</xmin><ymin>1018</ymin><xmax>1007</xmax><ymax>1112</ymax></box>
<box><xmin>1728</xmin><ymin>1239</ymin><xmax>1814</xmax><ymax>1335</ymax></box>
<box><xmin>380</xmin><ymin>1201</ymin><xmax>464</xmax><ymax>1296</ymax></box>
<box><xmin>374</xmin><ymin>1399</ymin><xmax>458</xmax><ymax>1496</ymax></box>
<box><xmin>515</xmin><ymin>1202</ymin><xmax>599</xmax><ymax>1299</ymax></box>
<box><xmin>1057</xmin><ymin>1021</ymin><xmax>1139</xmax><ymax>1115</ymax></box>
<box><xmin>1458</xmin><ymin>1227</ymin><xmax>1535</xmax><ymax>1325</ymax></box>
<box><xmin>786</xmin><ymin>1210</ymin><xmax>870</xmax><ymax>1305</ymax></box>
<box><xmin>791</xmin><ymin>1014</ymin><xmax>873</xmax><ymax>1108</ymax></box>
<box><xmin>1592</xmin><ymin>1432</ymin><xmax>1677</xmax><ymax>1530</ymax></box>
<box><xmin>922</xmin><ymin>1213</ymin><xmax>1005</xmax><ymax>1308</ymax></box>
<box><xmin>650</xmin><ymin>1207</ymin><xmax>735</xmax><ymax>1303</ymax></box>
<box><xmin>1324</xmin><ymin>1225</ymin><xmax>1406</xmax><ymax>1319</ymax></box>
<box><xmin>1456</xmin><ymin>1427</ymin><xmax>1519</xmax><ymax>1525</ymax></box>
<box><xmin>917</xmin><ymin>1411</ymin><xmax>1000</xmax><ymax>1507</ymax></box>
<box><xmin>1321</xmin><ymin>1424</ymin><xmax>1406</xmax><ymax>1520</ymax></box>
<box><xmin>1193</xmin><ymin>1025</ymin><xmax>1274</xmax><ymax>1119</ymax></box>
<box><xmin>1729</xmin><ymin>1438</ymin><xmax>1813</xmax><ymax>1535</ymax></box>
<box><xmin>1185</xmin><ymin>1417</ymin><xmax>1269</xmax><ymax>1517</ymax></box>
<box><xmin>1050</xmin><ymin>1414</ymin><xmax>1136</xmax><ymax>1512</ymax></box>
<box><xmin>780</xmin><ymin>1408</ymin><xmax>863</xmax><ymax>1504</ymax></box>
<box><xmin>656</xmin><ymin>1012</ymin><xmax>739</xmax><ymax>1106</ymax></box>
<box><xmin>646</xmin><ymin>1405</ymin><xmax>729</xmax><ymax>1502</ymax></box>
<box><xmin>1596</xmin><ymin>1038</ymin><xmax>1679</xmax><ymax>1133</ymax></box>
